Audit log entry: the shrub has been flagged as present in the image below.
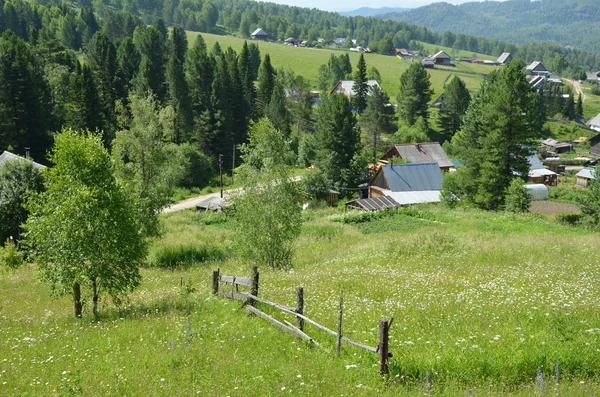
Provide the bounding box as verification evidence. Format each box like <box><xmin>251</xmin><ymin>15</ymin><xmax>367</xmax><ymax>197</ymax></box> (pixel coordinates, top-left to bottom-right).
<box><xmin>505</xmin><ymin>179</ymin><xmax>531</xmax><ymax>213</ymax></box>
<box><xmin>0</xmin><ymin>239</ymin><xmax>25</xmax><ymax>271</ymax></box>
<box><xmin>556</xmin><ymin>213</ymin><xmax>584</xmax><ymax>226</ymax></box>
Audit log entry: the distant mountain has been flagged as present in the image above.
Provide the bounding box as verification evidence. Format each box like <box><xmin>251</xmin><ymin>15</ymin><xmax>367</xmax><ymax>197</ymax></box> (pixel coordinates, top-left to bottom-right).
<box><xmin>338</xmin><ymin>7</ymin><xmax>411</xmax><ymax>17</ymax></box>
<box><xmin>380</xmin><ymin>0</ymin><xmax>600</xmax><ymax>54</ymax></box>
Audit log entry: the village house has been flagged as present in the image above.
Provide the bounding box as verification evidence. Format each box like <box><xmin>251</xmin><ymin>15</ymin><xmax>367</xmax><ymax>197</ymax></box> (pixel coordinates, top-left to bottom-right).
<box><xmin>541</xmin><ymin>138</ymin><xmax>571</xmax><ymax>154</ymax></box>
<box><xmin>431</xmin><ymin>50</ymin><xmax>451</xmax><ymax>65</ymax></box>
<box><xmin>587</xmin><ymin>115</ymin><xmax>600</xmax><ymax>133</ymax></box>
<box><xmin>525</xmin><ymin>61</ymin><xmax>549</xmax><ymax>76</ymax></box>
<box><xmin>527</xmin><ymin>154</ymin><xmax>557</xmax><ymax>186</ymax></box>
<box><xmin>284</xmin><ymin>37</ymin><xmax>299</xmax><ymax>46</ymax></box>
<box><xmin>497</xmin><ymin>52</ymin><xmax>512</xmax><ymax>64</ymax></box>
<box><xmin>251</xmin><ymin>28</ymin><xmax>268</xmax><ymax>41</ymax></box>
<box><xmin>367</xmin><ymin>162</ymin><xmax>443</xmax><ymax>207</ymax></box>
<box><xmin>380</xmin><ymin>142</ymin><xmax>454</xmax><ymax>171</ymax></box>
<box><xmin>422</xmin><ymin>57</ymin><xmax>435</xmax><ymax>68</ymax></box>
<box><xmin>576</xmin><ymin>168</ymin><xmax>595</xmax><ymax>187</ymax></box>
<box><xmin>330</xmin><ymin>79</ymin><xmax>381</xmax><ymax>99</ymax></box>
<box><xmin>588</xmin><ymin>132</ymin><xmax>600</xmax><ymax>157</ymax></box>
<box><xmin>0</xmin><ymin>150</ymin><xmax>46</xmax><ymax>169</ymax></box>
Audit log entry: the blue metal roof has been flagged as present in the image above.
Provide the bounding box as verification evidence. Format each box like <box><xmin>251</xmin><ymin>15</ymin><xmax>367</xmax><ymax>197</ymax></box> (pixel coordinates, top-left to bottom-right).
<box><xmin>380</xmin><ymin>163</ymin><xmax>443</xmax><ymax>192</ymax></box>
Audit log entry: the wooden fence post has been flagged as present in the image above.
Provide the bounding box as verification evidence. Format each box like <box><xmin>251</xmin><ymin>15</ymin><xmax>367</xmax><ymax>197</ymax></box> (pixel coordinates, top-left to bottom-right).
<box><xmin>379</xmin><ymin>318</ymin><xmax>390</xmax><ymax>376</ymax></box>
<box><xmin>296</xmin><ymin>286</ymin><xmax>304</xmax><ymax>331</ymax></box>
<box><xmin>337</xmin><ymin>290</ymin><xmax>343</xmax><ymax>356</ymax></box>
<box><xmin>212</xmin><ymin>269</ymin><xmax>220</xmax><ymax>295</ymax></box>
<box><xmin>250</xmin><ymin>266</ymin><xmax>259</xmax><ymax>305</ymax></box>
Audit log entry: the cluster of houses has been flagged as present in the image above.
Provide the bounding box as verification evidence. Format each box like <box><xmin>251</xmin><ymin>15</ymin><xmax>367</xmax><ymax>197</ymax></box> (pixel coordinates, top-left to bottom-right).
<box><xmin>343</xmin><ymin>141</ymin><xmax>569</xmax><ymax>211</ymax></box>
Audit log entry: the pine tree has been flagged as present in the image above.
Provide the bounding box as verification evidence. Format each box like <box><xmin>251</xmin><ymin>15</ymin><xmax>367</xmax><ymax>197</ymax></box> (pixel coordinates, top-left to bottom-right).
<box><xmin>437</xmin><ymin>76</ymin><xmax>471</xmax><ymax>141</ymax></box>
<box><xmin>352</xmin><ymin>53</ymin><xmax>368</xmax><ymax>113</ymax></box>
<box><xmin>397</xmin><ymin>62</ymin><xmax>433</xmax><ymax>126</ymax></box>
<box><xmin>451</xmin><ymin>61</ymin><xmax>542</xmax><ymax>210</ymax></box>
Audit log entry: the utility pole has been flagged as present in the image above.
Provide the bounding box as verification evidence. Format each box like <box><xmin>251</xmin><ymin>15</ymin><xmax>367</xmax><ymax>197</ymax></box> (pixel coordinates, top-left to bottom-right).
<box><xmin>232</xmin><ymin>145</ymin><xmax>236</xmax><ymax>185</ymax></box>
<box><xmin>219</xmin><ymin>154</ymin><xmax>223</xmax><ymax>198</ymax></box>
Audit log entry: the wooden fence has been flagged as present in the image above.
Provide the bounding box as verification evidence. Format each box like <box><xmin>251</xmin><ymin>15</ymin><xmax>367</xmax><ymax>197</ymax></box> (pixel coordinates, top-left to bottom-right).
<box><xmin>212</xmin><ymin>266</ymin><xmax>393</xmax><ymax>374</ymax></box>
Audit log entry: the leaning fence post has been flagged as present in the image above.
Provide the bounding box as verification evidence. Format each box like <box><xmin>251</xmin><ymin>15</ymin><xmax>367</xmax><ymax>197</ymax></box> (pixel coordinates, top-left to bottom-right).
<box><xmin>212</xmin><ymin>269</ymin><xmax>220</xmax><ymax>295</ymax></box>
<box><xmin>250</xmin><ymin>266</ymin><xmax>259</xmax><ymax>305</ymax></box>
<box><xmin>336</xmin><ymin>289</ymin><xmax>344</xmax><ymax>356</ymax></box>
<box><xmin>296</xmin><ymin>286</ymin><xmax>304</xmax><ymax>331</ymax></box>
<box><xmin>379</xmin><ymin>318</ymin><xmax>390</xmax><ymax>376</ymax></box>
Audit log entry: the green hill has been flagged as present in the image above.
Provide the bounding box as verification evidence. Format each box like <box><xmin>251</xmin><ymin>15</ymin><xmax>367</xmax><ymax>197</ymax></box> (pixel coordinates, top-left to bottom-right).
<box><xmin>192</xmin><ymin>32</ymin><xmax>498</xmax><ymax>101</ymax></box>
<box><xmin>4</xmin><ymin>205</ymin><xmax>600</xmax><ymax>394</ymax></box>
<box><xmin>382</xmin><ymin>0</ymin><xmax>600</xmax><ymax>54</ymax></box>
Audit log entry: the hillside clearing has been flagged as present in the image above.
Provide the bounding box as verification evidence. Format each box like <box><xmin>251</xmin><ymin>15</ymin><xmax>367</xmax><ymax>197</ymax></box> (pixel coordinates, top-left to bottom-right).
<box><xmin>189</xmin><ymin>32</ymin><xmax>497</xmax><ymax>100</ymax></box>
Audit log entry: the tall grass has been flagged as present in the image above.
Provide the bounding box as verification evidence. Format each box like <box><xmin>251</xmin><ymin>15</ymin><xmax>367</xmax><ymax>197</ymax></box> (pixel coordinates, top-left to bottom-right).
<box><xmin>3</xmin><ymin>206</ymin><xmax>600</xmax><ymax>395</ymax></box>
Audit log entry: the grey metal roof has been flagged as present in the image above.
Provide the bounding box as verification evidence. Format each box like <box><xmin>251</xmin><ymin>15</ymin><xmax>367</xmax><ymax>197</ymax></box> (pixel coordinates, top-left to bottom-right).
<box><xmin>380</xmin><ymin>163</ymin><xmax>443</xmax><ymax>192</ymax></box>
<box><xmin>0</xmin><ymin>150</ymin><xmax>46</xmax><ymax>169</ymax></box>
<box><xmin>347</xmin><ymin>196</ymin><xmax>400</xmax><ymax>211</ymax></box>
<box><xmin>526</xmin><ymin>61</ymin><xmax>548</xmax><ymax>72</ymax></box>
<box><xmin>386</xmin><ymin>190</ymin><xmax>441</xmax><ymax>205</ymax></box>
<box><xmin>527</xmin><ymin>154</ymin><xmax>544</xmax><ymax>170</ymax></box>
<box><xmin>587</xmin><ymin>113</ymin><xmax>600</xmax><ymax>127</ymax></box>
<box><xmin>497</xmin><ymin>52</ymin><xmax>511</xmax><ymax>63</ymax></box>
<box><xmin>332</xmin><ymin>80</ymin><xmax>381</xmax><ymax>97</ymax></box>
<box><xmin>432</xmin><ymin>50</ymin><xmax>450</xmax><ymax>59</ymax></box>
<box><xmin>388</xmin><ymin>142</ymin><xmax>454</xmax><ymax>168</ymax></box>
<box><xmin>251</xmin><ymin>28</ymin><xmax>267</xmax><ymax>36</ymax></box>
<box><xmin>577</xmin><ymin>168</ymin><xmax>595</xmax><ymax>179</ymax></box>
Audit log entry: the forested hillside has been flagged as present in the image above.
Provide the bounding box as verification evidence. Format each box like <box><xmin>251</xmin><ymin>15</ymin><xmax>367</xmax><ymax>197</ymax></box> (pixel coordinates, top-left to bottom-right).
<box><xmin>382</xmin><ymin>0</ymin><xmax>600</xmax><ymax>55</ymax></box>
<box><xmin>0</xmin><ymin>0</ymin><xmax>597</xmax><ymax>168</ymax></box>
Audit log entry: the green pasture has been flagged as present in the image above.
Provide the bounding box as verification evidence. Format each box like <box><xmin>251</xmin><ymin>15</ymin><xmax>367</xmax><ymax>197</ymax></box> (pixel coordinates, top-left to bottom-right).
<box><xmin>189</xmin><ymin>32</ymin><xmax>496</xmax><ymax>101</ymax></box>
<box><xmin>3</xmin><ymin>205</ymin><xmax>600</xmax><ymax>395</ymax></box>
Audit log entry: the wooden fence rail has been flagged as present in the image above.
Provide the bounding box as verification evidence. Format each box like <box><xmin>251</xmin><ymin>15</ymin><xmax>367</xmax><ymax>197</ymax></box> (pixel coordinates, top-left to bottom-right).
<box><xmin>212</xmin><ymin>267</ymin><xmax>392</xmax><ymax>375</ymax></box>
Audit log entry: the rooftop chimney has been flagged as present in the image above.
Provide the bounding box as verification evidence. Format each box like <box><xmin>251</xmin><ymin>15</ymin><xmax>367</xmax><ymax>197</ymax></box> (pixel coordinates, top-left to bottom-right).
<box><xmin>25</xmin><ymin>147</ymin><xmax>30</xmax><ymax>159</ymax></box>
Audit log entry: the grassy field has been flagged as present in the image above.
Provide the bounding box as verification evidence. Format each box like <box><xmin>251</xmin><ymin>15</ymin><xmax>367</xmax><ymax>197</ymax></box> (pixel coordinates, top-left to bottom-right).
<box><xmin>3</xmin><ymin>204</ymin><xmax>600</xmax><ymax>395</ymax></box>
<box><xmin>189</xmin><ymin>32</ymin><xmax>497</xmax><ymax>101</ymax></box>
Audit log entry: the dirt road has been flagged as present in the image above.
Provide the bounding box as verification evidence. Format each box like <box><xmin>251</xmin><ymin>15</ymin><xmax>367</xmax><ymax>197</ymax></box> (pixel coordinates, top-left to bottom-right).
<box><xmin>565</xmin><ymin>79</ymin><xmax>585</xmax><ymax>102</ymax></box>
<box><xmin>163</xmin><ymin>176</ymin><xmax>303</xmax><ymax>213</ymax></box>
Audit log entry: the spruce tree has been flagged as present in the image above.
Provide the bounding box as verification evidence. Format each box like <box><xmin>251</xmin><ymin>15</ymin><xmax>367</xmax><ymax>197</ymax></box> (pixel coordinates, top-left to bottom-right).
<box><xmin>360</xmin><ymin>85</ymin><xmax>397</xmax><ymax>163</ymax></box>
<box><xmin>313</xmin><ymin>93</ymin><xmax>361</xmax><ymax>189</ymax></box>
<box><xmin>451</xmin><ymin>61</ymin><xmax>542</xmax><ymax>210</ymax></box>
<box><xmin>352</xmin><ymin>54</ymin><xmax>368</xmax><ymax>113</ymax></box>
<box><xmin>133</xmin><ymin>26</ymin><xmax>166</xmax><ymax>101</ymax></box>
<box><xmin>185</xmin><ymin>35</ymin><xmax>213</xmax><ymax>116</ymax></box>
<box><xmin>397</xmin><ymin>62</ymin><xmax>433</xmax><ymax>126</ymax></box>
<box><xmin>65</xmin><ymin>61</ymin><xmax>105</xmax><ymax>137</ymax></box>
<box><xmin>264</xmin><ymin>83</ymin><xmax>291</xmax><ymax>137</ymax></box>
<box><xmin>116</xmin><ymin>37</ymin><xmax>140</xmax><ymax>99</ymax></box>
<box><xmin>166</xmin><ymin>26</ymin><xmax>192</xmax><ymax>144</ymax></box>
<box><xmin>0</xmin><ymin>30</ymin><xmax>52</xmax><ymax>161</ymax></box>
<box><xmin>576</xmin><ymin>93</ymin><xmax>584</xmax><ymax>119</ymax></box>
<box><xmin>437</xmin><ymin>76</ymin><xmax>471</xmax><ymax>141</ymax></box>
<box><xmin>88</xmin><ymin>32</ymin><xmax>119</xmax><ymax>139</ymax></box>
<box><xmin>257</xmin><ymin>54</ymin><xmax>276</xmax><ymax>113</ymax></box>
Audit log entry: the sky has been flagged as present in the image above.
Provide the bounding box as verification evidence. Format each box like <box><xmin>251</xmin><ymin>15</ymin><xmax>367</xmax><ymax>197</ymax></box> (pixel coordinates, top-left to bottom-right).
<box><xmin>265</xmin><ymin>0</ymin><xmax>495</xmax><ymax>12</ymax></box>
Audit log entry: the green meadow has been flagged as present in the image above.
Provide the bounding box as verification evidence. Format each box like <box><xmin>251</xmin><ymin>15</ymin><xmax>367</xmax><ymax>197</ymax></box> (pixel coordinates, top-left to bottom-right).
<box><xmin>3</xmin><ymin>205</ymin><xmax>600</xmax><ymax>395</ymax></box>
<box><xmin>189</xmin><ymin>32</ymin><xmax>498</xmax><ymax>100</ymax></box>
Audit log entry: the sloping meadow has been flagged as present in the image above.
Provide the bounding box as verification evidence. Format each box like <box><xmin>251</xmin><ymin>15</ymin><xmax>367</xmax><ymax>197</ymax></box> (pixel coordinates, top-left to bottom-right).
<box><xmin>2</xmin><ymin>206</ymin><xmax>600</xmax><ymax>395</ymax></box>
